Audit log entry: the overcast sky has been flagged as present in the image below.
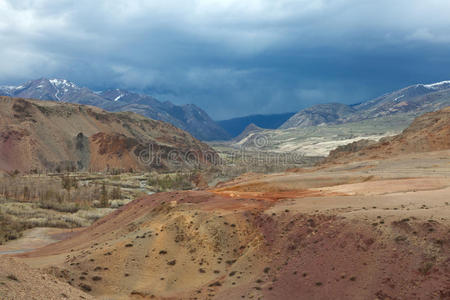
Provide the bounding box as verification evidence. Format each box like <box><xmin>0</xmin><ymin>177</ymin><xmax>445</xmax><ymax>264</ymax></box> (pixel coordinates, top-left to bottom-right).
<box><xmin>1</xmin><ymin>0</ymin><xmax>450</xmax><ymax>119</ymax></box>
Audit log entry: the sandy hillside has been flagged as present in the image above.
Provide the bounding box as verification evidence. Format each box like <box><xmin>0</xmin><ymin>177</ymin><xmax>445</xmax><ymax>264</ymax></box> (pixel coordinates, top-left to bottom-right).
<box><xmin>0</xmin><ymin>257</ymin><xmax>94</xmax><ymax>300</ymax></box>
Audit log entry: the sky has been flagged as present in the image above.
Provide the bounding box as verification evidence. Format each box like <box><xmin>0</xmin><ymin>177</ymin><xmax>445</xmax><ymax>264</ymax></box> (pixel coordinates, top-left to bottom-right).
<box><xmin>1</xmin><ymin>0</ymin><xmax>450</xmax><ymax>119</ymax></box>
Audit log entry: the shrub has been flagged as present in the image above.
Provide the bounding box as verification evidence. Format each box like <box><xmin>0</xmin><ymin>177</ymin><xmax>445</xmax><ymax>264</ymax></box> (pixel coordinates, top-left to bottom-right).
<box><xmin>111</xmin><ymin>186</ymin><xmax>122</xmax><ymax>200</ymax></box>
<box><xmin>7</xmin><ymin>274</ymin><xmax>18</xmax><ymax>281</ymax></box>
<box><xmin>0</xmin><ymin>212</ymin><xmax>28</xmax><ymax>244</ymax></box>
<box><xmin>147</xmin><ymin>173</ymin><xmax>194</xmax><ymax>192</ymax></box>
<box><xmin>167</xmin><ymin>260</ymin><xmax>176</xmax><ymax>266</ymax></box>
<box><xmin>38</xmin><ymin>201</ymin><xmax>79</xmax><ymax>213</ymax></box>
<box><xmin>79</xmin><ymin>283</ymin><xmax>92</xmax><ymax>292</ymax></box>
<box><xmin>100</xmin><ymin>182</ymin><xmax>108</xmax><ymax>207</ymax></box>
<box><xmin>419</xmin><ymin>262</ymin><xmax>434</xmax><ymax>275</ymax></box>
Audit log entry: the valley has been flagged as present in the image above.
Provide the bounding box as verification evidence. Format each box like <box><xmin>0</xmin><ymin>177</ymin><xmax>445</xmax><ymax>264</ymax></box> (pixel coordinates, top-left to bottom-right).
<box><xmin>0</xmin><ymin>107</ymin><xmax>449</xmax><ymax>299</ymax></box>
<box><xmin>212</xmin><ymin>113</ymin><xmax>414</xmax><ymax>157</ymax></box>
<box><xmin>3</xmin><ymin>2</ymin><xmax>450</xmax><ymax>299</ymax></box>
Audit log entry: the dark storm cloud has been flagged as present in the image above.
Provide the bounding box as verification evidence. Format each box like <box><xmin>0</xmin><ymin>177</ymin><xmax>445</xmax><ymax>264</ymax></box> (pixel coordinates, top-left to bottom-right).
<box><xmin>1</xmin><ymin>0</ymin><xmax>450</xmax><ymax>119</ymax></box>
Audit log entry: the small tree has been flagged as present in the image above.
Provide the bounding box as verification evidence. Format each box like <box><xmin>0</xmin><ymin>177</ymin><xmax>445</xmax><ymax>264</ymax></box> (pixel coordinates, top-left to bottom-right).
<box><xmin>111</xmin><ymin>186</ymin><xmax>122</xmax><ymax>200</ymax></box>
<box><xmin>100</xmin><ymin>182</ymin><xmax>108</xmax><ymax>207</ymax></box>
<box><xmin>23</xmin><ymin>186</ymin><xmax>30</xmax><ymax>201</ymax></box>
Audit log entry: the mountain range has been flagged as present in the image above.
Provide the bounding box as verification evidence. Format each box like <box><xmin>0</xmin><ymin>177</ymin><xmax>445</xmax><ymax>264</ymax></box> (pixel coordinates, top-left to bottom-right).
<box><xmin>2</xmin><ymin>79</ymin><xmax>450</xmax><ymax>142</ymax></box>
<box><xmin>0</xmin><ymin>78</ymin><xmax>230</xmax><ymax>141</ymax></box>
<box><xmin>280</xmin><ymin>81</ymin><xmax>450</xmax><ymax>129</ymax></box>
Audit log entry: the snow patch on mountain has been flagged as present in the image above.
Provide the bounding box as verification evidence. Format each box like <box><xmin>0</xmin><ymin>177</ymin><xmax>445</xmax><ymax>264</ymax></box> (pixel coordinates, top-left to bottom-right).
<box><xmin>423</xmin><ymin>80</ymin><xmax>450</xmax><ymax>89</ymax></box>
<box><xmin>114</xmin><ymin>94</ymin><xmax>124</xmax><ymax>102</ymax></box>
<box><xmin>49</xmin><ymin>79</ymin><xmax>78</xmax><ymax>89</ymax></box>
<box><xmin>394</xmin><ymin>95</ymin><xmax>405</xmax><ymax>101</ymax></box>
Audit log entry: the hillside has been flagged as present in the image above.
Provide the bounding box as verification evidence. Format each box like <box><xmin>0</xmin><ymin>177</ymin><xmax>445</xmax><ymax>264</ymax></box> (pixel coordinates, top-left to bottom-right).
<box><xmin>0</xmin><ymin>96</ymin><xmax>215</xmax><ymax>173</ymax></box>
<box><xmin>0</xmin><ymin>257</ymin><xmax>94</xmax><ymax>300</ymax></box>
<box><xmin>232</xmin><ymin>123</ymin><xmax>264</xmax><ymax>142</ymax></box>
<box><xmin>326</xmin><ymin>106</ymin><xmax>450</xmax><ymax>162</ymax></box>
<box><xmin>280</xmin><ymin>103</ymin><xmax>355</xmax><ymax>129</ymax></box>
<box><xmin>281</xmin><ymin>81</ymin><xmax>450</xmax><ymax>129</ymax></box>
<box><xmin>0</xmin><ymin>79</ymin><xmax>229</xmax><ymax>141</ymax></box>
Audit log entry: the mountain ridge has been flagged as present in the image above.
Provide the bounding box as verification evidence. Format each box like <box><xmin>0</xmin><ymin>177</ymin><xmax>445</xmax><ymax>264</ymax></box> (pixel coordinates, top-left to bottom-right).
<box><xmin>280</xmin><ymin>81</ymin><xmax>450</xmax><ymax>129</ymax></box>
<box><xmin>0</xmin><ymin>78</ymin><xmax>230</xmax><ymax>141</ymax></box>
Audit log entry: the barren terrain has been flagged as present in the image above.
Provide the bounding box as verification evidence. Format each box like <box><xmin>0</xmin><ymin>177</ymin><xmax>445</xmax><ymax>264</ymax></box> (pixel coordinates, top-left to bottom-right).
<box><xmin>1</xmin><ymin>107</ymin><xmax>449</xmax><ymax>299</ymax></box>
<box><xmin>2</xmin><ymin>150</ymin><xmax>445</xmax><ymax>299</ymax></box>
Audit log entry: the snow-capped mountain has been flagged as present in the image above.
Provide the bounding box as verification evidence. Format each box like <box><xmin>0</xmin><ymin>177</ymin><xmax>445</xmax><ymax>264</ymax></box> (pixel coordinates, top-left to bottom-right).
<box><xmin>281</xmin><ymin>80</ymin><xmax>450</xmax><ymax>129</ymax></box>
<box><xmin>1</xmin><ymin>78</ymin><xmax>110</xmax><ymax>107</ymax></box>
<box><xmin>0</xmin><ymin>78</ymin><xmax>230</xmax><ymax>141</ymax></box>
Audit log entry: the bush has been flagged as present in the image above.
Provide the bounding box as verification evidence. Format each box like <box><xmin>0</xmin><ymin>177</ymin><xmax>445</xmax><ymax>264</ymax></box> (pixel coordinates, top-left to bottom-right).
<box><xmin>38</xmin><ymin>201</ymin><xmax>79</xmax><ymax>213</ymax></box>
<box><xmin>419</xmin><ymin>262</ymin><xmax>434</xmax><ymax>275</ymax></box>
<box><xmin>100</xmin><ymin>182</ymin><xmax>108</xmax><ymax>207</ymax></box>
<box><xmin>147</xmin><ymin>173</ymin><xmax>194</xmax><ymax>192</ymax></box>
<box><xmin>111</xmin><ymin>186</ymin><xmax>122</xmax><ymax>200</ymax></box>
<box><xmin>0</xmin><ymin>212</ymin><xmax>28</xmax><ymax>244</ymax></box>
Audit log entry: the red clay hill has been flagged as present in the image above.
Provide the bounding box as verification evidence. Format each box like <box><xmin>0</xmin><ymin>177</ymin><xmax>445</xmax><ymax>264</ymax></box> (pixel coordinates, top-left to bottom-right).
<box><xmin>0</xmin><ymin>96</ymin><xmax>215</xmax><ymax>173</ymax></box>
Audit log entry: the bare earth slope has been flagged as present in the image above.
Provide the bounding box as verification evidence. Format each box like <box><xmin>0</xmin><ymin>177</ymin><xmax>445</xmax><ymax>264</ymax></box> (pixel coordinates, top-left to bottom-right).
<box><xmin>0</xmin><ymin>96</ymin><xmax>215</xmax><ymax>173</ymax></box>
<box><xmin>327</xmin><ymin>106</ymin><xmax>450</xmax><ymax>163</ymax></box>
<box><xmin>0</xmin><ymin>257</ymin><xmax>94</xmax><ymax>300</ymax></box>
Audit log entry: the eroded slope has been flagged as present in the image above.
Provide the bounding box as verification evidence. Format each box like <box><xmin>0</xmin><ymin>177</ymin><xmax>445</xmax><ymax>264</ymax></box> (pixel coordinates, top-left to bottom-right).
<box><xmin>0</xmin><ymin>96</ymin><xmax>215</xmax><ymax>173</ymax></box>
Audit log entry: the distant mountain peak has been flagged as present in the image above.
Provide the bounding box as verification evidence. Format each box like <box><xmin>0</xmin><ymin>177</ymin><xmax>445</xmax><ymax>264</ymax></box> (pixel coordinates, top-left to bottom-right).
<box><xmin>244</xmin><ymin>123</ymin><xmax>263</xmax><ymax>131</ymax></box>
<box><xmin>232</xmin><ymin>123</ymin><xmax>264</xmax><ymax>142</ymax></box>
<box><xmin>48</xmin><ymin>78</ymin><xmax>78</xmax><ymax>87</ymax></box>
<box><xmin>218</xmin><ymin>112</ymin><xmax>295</xmax><ymax>138</ymax></box>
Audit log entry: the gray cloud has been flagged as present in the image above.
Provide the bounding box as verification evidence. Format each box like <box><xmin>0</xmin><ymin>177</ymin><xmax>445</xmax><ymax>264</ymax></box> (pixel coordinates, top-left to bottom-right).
<box><xmin>1</xmin><ymin>0</ymin><xmax>450</xmax><ymax>119</ymax></box>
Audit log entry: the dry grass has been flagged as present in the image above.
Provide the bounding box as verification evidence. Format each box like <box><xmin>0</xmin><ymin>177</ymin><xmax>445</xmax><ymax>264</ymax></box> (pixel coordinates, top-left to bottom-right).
<box><xmin>0</xmin><ymin>201</ymin><xmax>113</xmax><ymax>230</ymax></box>
<box><xmin>0</xmin><ymin>201</ymin><xmax>113</xmax><ymax>246</ymax></box>
<box><xmin>0</xmin><ymin>172</ymin><xmax>150</xmax><ymax>244</ymax></box>
<box><xmin>0</xmin><ymin>171</ymin><xmax>200</xmax><ymax>245</ymax></box>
